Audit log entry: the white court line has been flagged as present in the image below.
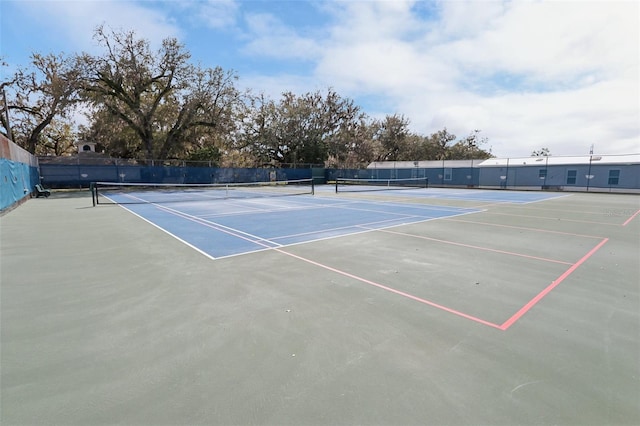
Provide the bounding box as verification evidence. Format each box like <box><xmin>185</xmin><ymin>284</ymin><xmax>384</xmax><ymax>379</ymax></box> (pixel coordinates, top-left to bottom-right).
<box><xmin>110</xmin><ymin>192</ymin><xmax>485</xmax><ymax>261</ymax></box>
<box><xmin>153</xmin><ymin>203</ymin><xmax>284</xmax><ymax>248</ymax></box>
<box><xmin>268</xmin><ymin>215</ymin><xmax>425</xmax><ymax>241</ymax></box>
<box><xmin>114</xmin><ymin>204</ymin><xmax>218</xmax><ymax>260</ymax></box>
<box><xmin>199</xmin><ymin>202</ymin><xmax>334</xmax><ymax>219</ymax></box>
<box><xmin>211</xmin><ymin>209</ymin><xmax>483</xmax><ymax>260</ymax></box>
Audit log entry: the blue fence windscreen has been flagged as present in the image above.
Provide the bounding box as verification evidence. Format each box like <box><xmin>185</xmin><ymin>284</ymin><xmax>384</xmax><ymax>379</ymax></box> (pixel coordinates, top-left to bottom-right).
<box><xmin>39</xmin><ymin>164</ymin><xmax>313</xmax><ymax>187</ymax></box>
<box><xmin>1</xmin><ymin>159</ymin><xmax>39</xmax><ymax>211</ymax></box>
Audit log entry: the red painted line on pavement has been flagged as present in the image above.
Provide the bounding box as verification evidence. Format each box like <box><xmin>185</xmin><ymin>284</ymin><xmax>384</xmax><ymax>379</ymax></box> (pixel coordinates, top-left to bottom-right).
<box><xmin>499</xmin><ymin>238</ymin><xmax>609</xmax><ymax>330</ymax></box>
<box><xmin>275</xmin><ymin>248</ymin><xmax>503</xmax><ymax>330</ymax></box>
<box><xmin>137</xmin><ymin>200</ymin><xmax>615</xmax><ymax>331</ymax></box>
<box><xmin>485</xmin><ymin>211</ymin><xmax>622</xmax><ymax>226</ymax></box>
<box><xmin>376</xmin><ymin>228</ymin><xmax>573</xmax><ymax>265</ymax></box>
<box><xmin>622</xmin><ymin>209</ymin><xmax>640</xmax><ymax>226</ymax></box>
<box><xmin>443</xmin><ymin>218</ymin><xmax>604</xmax><ymax>239</ymax></box>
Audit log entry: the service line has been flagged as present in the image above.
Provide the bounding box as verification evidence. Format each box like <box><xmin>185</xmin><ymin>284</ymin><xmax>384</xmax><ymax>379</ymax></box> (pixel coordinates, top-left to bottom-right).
<box><xmin>622</xmin><ymin>209</ymin><xmax>640</xmax><ymax>226</ymax></box>
<box><xmin>275</xmin><ymin>247</ymin><xmax>503</xmax><ymax>330</ymax></box>
<box><xmin>374</xmin><ymin>228</ymin><xmax>573</xmax><ymax>265</ymax></box>
<box><xmin>499</xmin><ymin>238</ymin><xmax>609</xmax><ymax>330</ymax></box>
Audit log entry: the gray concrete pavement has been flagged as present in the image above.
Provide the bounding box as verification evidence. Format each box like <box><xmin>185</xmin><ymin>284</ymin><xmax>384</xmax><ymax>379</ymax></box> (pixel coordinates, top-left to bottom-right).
<box><xmin>1</xmin><ymin>189</ymin><xmax>638</xmax><ymax>425</ymax></box>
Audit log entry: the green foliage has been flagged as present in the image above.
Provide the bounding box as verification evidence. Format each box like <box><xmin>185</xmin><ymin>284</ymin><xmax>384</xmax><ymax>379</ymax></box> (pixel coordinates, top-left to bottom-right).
<box><xmin>36</xmin><ymin>119</ymin><xmax>77</xmax><ymax>156</ymax></box>
<box><xmin>238</xmin><ymin>89</ymin><xmax>365</xmax><ymax>166</ymax></box>
<box><xmin>373</xmin><ymin>114</ymin><xmax>411</xmax><ymax>161</ymax></box>
<box><xmin>448</xmin><ymin>130</ymin><xmax>493</xmax><ymax>160</ymax></box>
<box><xmin>185</xmin><ymin>146</ymin><xmax>221</xmax><ymax>166</ymax></box>
<box><xmin>2</xmin><ymin>53</ymin><xmax>81</xmax><ymax>154</ymax></box>
<box><xmin>2</xmin><ymin>28</ymin><xmax>494</xmax><ymax>166</ymax></box>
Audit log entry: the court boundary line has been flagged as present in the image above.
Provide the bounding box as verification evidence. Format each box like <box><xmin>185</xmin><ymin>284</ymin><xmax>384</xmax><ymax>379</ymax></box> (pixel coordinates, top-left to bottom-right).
<box><xmin>622</xmin><ymin>209</ymin><xmax>640</xmax><ymax>226</ymax></box>
<box><xmin>119</xmin><ymin>193</ymin><xmax>482</xmax><ymax>258</ymax></box>
<box><xmin>328</xmin><ymin>203</ymin><xmax>476</xmax><ymax>218</ymax></box>
<box><xmin>198</xmin><ymin>201</ymin><xmax>331</xmax><ymax>219</ymax></box>
<box><xmin>243</xmin><ymin>209</ymin><xmax>482</xmax><ymax>260</ymax></box>
<box><xmin>483</xmin><ymin>211</ymin><xmax>624</xmax><ymax>226</ymax></box>
<box><xmin>155</xmin><ymin>203</ymin><xmax>284</xmax><ymax>248</ymax></box>
<box><xmin>499</xmin><ymin>238</ymin><xmax>609</xmax><ymax>330</ymax></box>
<box><xmin>274</xmin><ymin>247</ymin><xmax>504</xmax><ymax>330</ymax></box>
<box><xmin>442</xmin><ymin>218</ymin><xmax>605</xmax><ymax>239</ymax></box>
<box><xmin>198</xmin><ymin>196</ymin><xmax>377</xmax><ymax>218</ymax></box>
<box><xmin>374</xmin><ymin>228</ymin><xmax>574</xmax><ymax>265</ymax></box>
<box><xmin>115</xmin><ymin>197</ymin><xmax>611</xmax><ymax>331</ymax></box>
<box><xmin>126</xmin><ymin>196</ymin><xmax>480</xmax><ymax>260</ymax></box>
<box><xmin>117</xmin><ymin>204</ymin><xmax>218</xmax><ymax>260</ymax></box>
<box><xmin>481</xmin><ymin>204</ymin><xmax>616</xmax><ymax>216</ymax></box>
<box><xmin>465</xmin><ymin>195</ymin><xmax>573</xmax><ymax>209</ymax></box>
<box><xmin>313</xmin><ymin>195</ymin><xmax>482</xmax><ymax>213</ymax></box>
<box><xmin>375</xmin><ymin>190</ymin><xmax>572</xmax><ymax>205</ymax></box>
<box><xmin>198</xmin><ymin>209</ymin><xmax>483</xmax><ymax>260</ymax></box>
<box><xmin>197</xmin><ymin>196</ymin><xmax>469</xmax><ymax>220</ymax></box>
<box><xmin>518</xmin><ymin>193</ymin><xmax>574</xmax><ymax>205</ymax></box>
<box><xmin>120</xmin><ymin>196</ymin><xmax>482</xmax><ymax>261</ymax></box>
<box><xmin>264</xmin><ymin>208</ymin><xmax>476</xmax><ymax>243</ymax></box>
<box><xmin>276</xmin><ymin>237</ymin><xmax>609</xmax><ymax>332</ymax></box>
<box><xmin>268</xmin><ymin>216</ymin><xmax>425</xmax><ymax>242</ymax></box>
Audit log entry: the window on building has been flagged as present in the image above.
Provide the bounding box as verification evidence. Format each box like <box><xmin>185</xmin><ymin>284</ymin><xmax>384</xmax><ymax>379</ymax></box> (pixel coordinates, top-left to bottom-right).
<box><xmin>608</xmin><ymin>169</ymin><xmax>620</xmax><ymax>185</ymax></box>
<box><xmin>444</xmin><ymin>168</ymin><xmax>452</xmax><ymax>181</ymax></box>
<box><xmin>566</xmin><ymin>170</ymin><xmax>577</xmax><ymax>185</ymax></box>
<box><xmin>538</xmin><ymin>169</ymin><xmax>547</xmax><ymax>179</ymax></box>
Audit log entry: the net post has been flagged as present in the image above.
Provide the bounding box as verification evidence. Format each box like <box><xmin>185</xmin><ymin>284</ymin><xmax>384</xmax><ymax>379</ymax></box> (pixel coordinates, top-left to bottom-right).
<box><xmin>335</xmin><ymin>179</ymin><xmax>339</xmax><ymax>193</ymax></box>
<box><xmin>90</xmin><ymin>182</ymin><xmax>96</xmax><ymax>207</ymax></box>
<box><xmin>311</xmin><ymin>178</ymin><xmax>315</xmax><ymax>195</ymax></box>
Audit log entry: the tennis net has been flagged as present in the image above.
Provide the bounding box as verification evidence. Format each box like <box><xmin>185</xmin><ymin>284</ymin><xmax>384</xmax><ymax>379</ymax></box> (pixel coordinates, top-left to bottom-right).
<box><xmin>335</xmin><ymin>177</ymin><xmax>429</xmax><ymax>193</ymax></box>
<box><xmin>91</xmin><ymin>179</ymin><xmax>314</xmax><ymax>206</ymax></box>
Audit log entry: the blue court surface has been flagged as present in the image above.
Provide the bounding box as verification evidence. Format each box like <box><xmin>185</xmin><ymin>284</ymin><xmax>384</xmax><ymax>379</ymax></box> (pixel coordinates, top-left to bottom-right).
<box><xmin>323</xmin><ymin>184</ymin><xmax>571</xmax><ymax>204</ymax></box>
<box><xmin>115</xmin><ymin>187</ymin><xmax>568</xmax><ymax>259</ymax></box>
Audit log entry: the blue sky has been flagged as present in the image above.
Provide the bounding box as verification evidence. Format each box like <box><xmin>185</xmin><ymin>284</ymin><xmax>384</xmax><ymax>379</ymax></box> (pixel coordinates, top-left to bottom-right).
<box><xmin>1</xmin><ymin>0</ymin><xmax>638</xmax><ymax>157</ymax></box>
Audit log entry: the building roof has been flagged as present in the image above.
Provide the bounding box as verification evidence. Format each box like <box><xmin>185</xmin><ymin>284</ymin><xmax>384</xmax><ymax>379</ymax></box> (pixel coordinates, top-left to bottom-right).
<box><xmin>367</xmin><ymin>160</ymin><xmax>482</xmax><ymax>169</ymax></box>
<box><xmin>477</xmin><ymin>154</ymin><xmax>640</xmax><ymax>167</ymax></box>
<box><xmin>367</xmin><ymin>154</ymin><xmax>640</xmax><ymax>169</ymax></box>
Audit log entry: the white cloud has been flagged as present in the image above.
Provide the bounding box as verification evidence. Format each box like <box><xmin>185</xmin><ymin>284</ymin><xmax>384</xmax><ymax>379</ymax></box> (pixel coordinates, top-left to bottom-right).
<box><xmin>315</xmin><ymin>1</ymin><xmax>458</xmax><ymax>96</ymax></box>
<box><xmin>241</xmin><ymin>13</ymin><xmax>320</xmax><ymax>60</ymax></box>
<box><xmin>307</xmin><ymin>0</ymin><xmax>639</xmax><ymax>156</ymax></box>
<box><xmin>195</xmin><ymin>0</ymin><xmax>239</xmax><ymax>29</ymax></box>
<box><xmin>432</xmin><ymin>0</ymin><xmax>506</xmax><ymax>40</ymax></box>
<box><xmin>14</xmin><ymin>0</ymin><xmax>181</xmax><ymax>53</ymax></box>
<box><xmin>324</xmin><ymin>0</ymin><xmax>423</xmax><ymax>42</ymax></box>
<box><xmin>437</xmin><ymin>1</ymin><xmax>637</xmax><ymax>83</ymax></box>
<box><xmin>238</xmin><ymin>72</ymin><xmax>326</xmax><ymax>101</ymax></box>
<box><xmin>173</xmin><ymin>0</ymin><xmax>238</xmax><ymax>30</ymax></box>
<box><xmin>7</xmin><ymin>0</ymin><xmax>636</xmax><ymax>157</ymax></box>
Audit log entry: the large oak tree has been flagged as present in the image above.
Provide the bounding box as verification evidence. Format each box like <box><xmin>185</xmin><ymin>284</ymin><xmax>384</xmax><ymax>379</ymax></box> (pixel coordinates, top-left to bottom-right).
<box><xmin>2</xmin><ymin>53</ymin><xmax>82</xmax><ymax>155</ymax></box>
<box><xmin>79</xmin><ymin>26</ymin><xmax>242</xmax><ymax>162</ymax></box>
<box><xmin>3</xmin><ymin>27</ymin><xmax>494</xmax><ymax>166</ymax></box>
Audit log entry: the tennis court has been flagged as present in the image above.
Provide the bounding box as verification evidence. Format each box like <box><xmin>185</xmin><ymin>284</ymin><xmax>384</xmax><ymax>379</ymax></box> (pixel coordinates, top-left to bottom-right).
<box><xmin>1</xmin><ymin>183</ymin><xmax>639</xmax><ymax>425</ymax></box>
